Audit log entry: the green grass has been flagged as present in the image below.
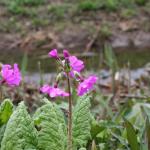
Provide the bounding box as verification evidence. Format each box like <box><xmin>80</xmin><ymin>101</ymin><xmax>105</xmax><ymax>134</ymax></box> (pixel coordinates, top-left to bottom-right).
<box><xmin>77</xmin><ymin>0</ymin><xmax>148</xmax><ymax>12</ymax></box>
<box><xmin>144</xmin><ymin>1</ymin><xmax>150</xmax><ymax>14</ymax></box>
<box><xmin>6</xmin><ymin>0</ymin><xmax>45</xmax><ymax>15</ymax></box>
<box><xmin>32</xmin><ymin>18</ymin><xmax>49</xmax><ymax>27</ymax></box>
<box><xmin>47</xmin><ymin>3</ymin><xmax>78</xmax><ymax>22</ymax></box>
<box><xmin>77</xmin><ymin>0</ymin><xmax>102</xmax><ymax>11</ymax></box>
<box><xmin>8</xmin><ymin>0</ymin><xmax>45</xmax><ymax>7</ymax></box>
<box><xmin>99</xmin><ymin>24</ymin><xmax>112</xmax><ymax>39</ymax></box>
<box><xmin>0</xmin><ymin>0</ymin><xmax>149</xmax><ymax>36</ymax></box>
<box><xmin>77</xmin><ymin>0</ymin><xmax>119</xmax><ymax>12</ymax></box>
<box><xmin>8</xmin><ymin>5</ymin><xmax>37</xmax><ymax>16</ymax></box>
<box><xmin>104</xmin><ymin>0</ymin><xmax>119</xmax><ymax>11</ymax></box>
<box><xmin>135</xmin><ymin>0</ymin><xmax>148</xmax><ymax>5</ymax></box>
<box><xmin>2</xmin><ymin>0</ymin><xmax>149</xmax><ymax>18</ymax></box>
<box><xmin>120</xmin><ymin>8</ymin><xmax>137</xmax><ymax>19</ymax></box>
<box><xmin>48</xmin><ymin>4</ymin><xmax>70</xmax><ymax>20</ymax></box>
<box><xmin>0</xmin><ymin>17</ymin><xmax>22</xmax><ymax>32</ymax></box>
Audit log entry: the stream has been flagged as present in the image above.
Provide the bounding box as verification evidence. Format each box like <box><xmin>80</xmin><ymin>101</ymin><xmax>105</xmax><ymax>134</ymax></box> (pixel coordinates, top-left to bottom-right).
<box><xmin>0</xmin><ymin>48</ymin><xmax>150</xmax><ymax>83</ymax></box>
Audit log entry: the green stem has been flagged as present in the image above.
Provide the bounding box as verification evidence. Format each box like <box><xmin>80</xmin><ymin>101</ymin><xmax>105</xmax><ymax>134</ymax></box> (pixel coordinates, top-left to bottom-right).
<box><xmin>66</xmin><ymin>72</ymin><xmax>72</xmax><ymax>150</ymax></box>
<box><xmin>112</xmin><ymin>69</ymin><xmax>116</xmax><ymax>96</ymax></box>
<box><xmin>0</xmin><ymin>85</ymin><xmax>3</xmax><ymax>101</ymax></box>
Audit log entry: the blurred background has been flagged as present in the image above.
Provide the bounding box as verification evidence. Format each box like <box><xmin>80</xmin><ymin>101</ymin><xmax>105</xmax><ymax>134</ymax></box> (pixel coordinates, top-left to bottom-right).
<box><xmin>1</xmin><ymin>1</ymin><xmax>150</xmax><ymax>148</ymax></box>
<box><xmin>0</xmin><ymin>0</ymin><xmax>150</xmax><ymax>73</ymax></box>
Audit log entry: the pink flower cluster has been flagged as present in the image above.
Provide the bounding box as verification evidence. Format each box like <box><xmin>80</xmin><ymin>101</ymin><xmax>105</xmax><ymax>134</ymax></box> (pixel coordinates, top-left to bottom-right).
<box><xmin>49</xmin><ymin>49</ymin><xmax>84</xmax><ymax>74</ymax></box>
<box><xmin>0</xmin><ymin>64</ymin><xmax>21</xmax><ymax>87</ymax></box>
<box><xmin>40</xmin><ymin>85</ymin><xmax>69</xmax><ymax>98</ymax></box>
<box><xmin>40</xmin><ymin>49</ymin><xmax>98</xmax><ymax>98</ymax></box>
<box><xmin>77</xmin><ymin>75</ymin><xmax>98</xmax><ymax>96</ymax></box>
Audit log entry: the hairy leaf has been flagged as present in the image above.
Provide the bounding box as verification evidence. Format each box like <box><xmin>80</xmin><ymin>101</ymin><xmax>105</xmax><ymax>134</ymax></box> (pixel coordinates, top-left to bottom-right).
<box><xmin>33</xmin><ymin>99</ymin><xmax>67</xmax><ymax>150</ymax></box>
<box><xmin>0</xmin><ymin>99</ymin><xmax>13</xmax><ymax>126</ymax></box>
<box><xmin>1</xmin><ymin>102</ymin><xmax>38</xmax><ymax>150</ymax></box>
<box><xmin>73</xmin><ymin>95</ymin><xmax>91</xmax><ymax>148</ymax></box>
<box><xmin>0</xmin><ymin>125</ymin><xmax>6</xmax><ymax>148</ymax></box>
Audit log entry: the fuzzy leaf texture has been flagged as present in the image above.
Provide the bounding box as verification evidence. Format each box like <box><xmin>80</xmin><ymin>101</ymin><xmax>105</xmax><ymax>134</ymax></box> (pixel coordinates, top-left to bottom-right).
<box><xmin>1</xmin><ymin>102</ymin><xmax>38</xmax><ymax>150</ymax></box>
<box><xmin>73</xmin><ymin>95</ymin><xmax>91</xmax><ymax>148</ymax></box>
<box><xmin>33</xmin><ymin>99</ymin><xmax>67</xmax><ymax>150</ymax></box>
<box><xmin>0</xmin><ymin>99</ymin><xmax>13</xmax><ymax>126</ymax></box>
<box><xmin>0</xmin><ymin>125</ymin><xmax>6</xmax><ymax>148</ymax></box>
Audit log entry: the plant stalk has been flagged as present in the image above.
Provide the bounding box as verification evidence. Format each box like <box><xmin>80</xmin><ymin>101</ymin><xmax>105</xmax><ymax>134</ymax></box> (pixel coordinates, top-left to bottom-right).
<box><xmin>0</xmin><ymin>85</ymin><xmax>3</xmax><ymax>101</ymax></box>
<box><xmin>112</xmin><ymin>69</ymin><xmax>116</xmax><ymax>96</ymax></box>
<box><xmin>66</xmin><ymin>72</ymin><xmax>73</xmax><ymax>150</ymax></box>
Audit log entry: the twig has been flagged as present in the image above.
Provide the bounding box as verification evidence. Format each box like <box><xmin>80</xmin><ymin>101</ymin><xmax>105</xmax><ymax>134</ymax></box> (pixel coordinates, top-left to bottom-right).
<box><xmin>119</xmin><ymin>94</ymin><xmax>150</xmax><ymax>99</ymax></box>
<box><xmin>85</xmin><ymin>27</ymin><xmax>100</xmax><ymax>52</ymax></box>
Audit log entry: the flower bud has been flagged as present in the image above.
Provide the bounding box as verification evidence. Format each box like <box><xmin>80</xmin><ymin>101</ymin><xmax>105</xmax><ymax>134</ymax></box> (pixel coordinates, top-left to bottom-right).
<box><xmin>48</xmin><ymin>49</ymin><xmax>59</xmax><ymax>59</ymax></box>
<box><xmin>63</xmin><ymin>50</ymin><xmax>70</xmax><ymax>58</ymax></box>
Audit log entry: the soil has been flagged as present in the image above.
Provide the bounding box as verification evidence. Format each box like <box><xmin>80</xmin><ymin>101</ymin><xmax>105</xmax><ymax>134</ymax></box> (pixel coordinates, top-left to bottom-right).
<box><xmin>0</xmin><ymin>1</ymin><xmax>150</xmax><ymax>56</ymax></box>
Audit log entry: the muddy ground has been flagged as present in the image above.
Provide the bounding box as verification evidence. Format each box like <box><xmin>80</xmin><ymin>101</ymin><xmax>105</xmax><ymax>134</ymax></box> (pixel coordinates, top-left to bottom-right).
<box><xmin>0</xmin><ymin>0</ymin><xmax>150</xmax><ymax>57</ymax></box>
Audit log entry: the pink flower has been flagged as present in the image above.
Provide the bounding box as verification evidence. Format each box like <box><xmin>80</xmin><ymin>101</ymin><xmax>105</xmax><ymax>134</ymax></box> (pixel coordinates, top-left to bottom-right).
<box><xmin>0</xmin><ymin>64</ymin><xmax>21</xmax><ymax>87</ymax></box>
<box><xmin>63</xmin><ymin>50</ymin><xmax>70</xmax><ymax>58</ymax></box>
<box><xmin>40</xmin><ymin>84</ymin><xmax>50</xmax><ymax>93</ymax></box>
<box><xmin>48</xmin><ymin>49</ymin><xmax>58</xmax><ymax>59</ymax></box>
<box><xmin>77</xmin><ymin>75</ymin><xmax>98</xmax><ymax>96</ymax></box>
<box><xmin>69</xmin><ymin>56</ymin><xmax>84</xmax><ymax>72</ymax></box>
<box><xmin>40</xmin><ymin>85</ymin><xmax>69</xmax><ymax>98</ymax></box>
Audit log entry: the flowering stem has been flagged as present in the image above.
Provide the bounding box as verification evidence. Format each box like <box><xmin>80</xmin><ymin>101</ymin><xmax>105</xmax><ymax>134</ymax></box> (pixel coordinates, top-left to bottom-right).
<box><xmin>66</xmin><ymin>72</ymin><xmax>73</xmax><ymax>150</ymax></box>
<box><xmin>0</xmin><ymin>85</ymin><xmax>3</xmax><ymax>101</ymax></box>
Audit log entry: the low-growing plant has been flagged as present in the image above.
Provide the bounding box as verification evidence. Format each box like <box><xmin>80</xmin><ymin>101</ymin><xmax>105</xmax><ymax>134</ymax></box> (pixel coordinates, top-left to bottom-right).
<box><xmin>6</xmin><ymin>0</ymin><xmax>44</xmax><ymax>15</ymax></box>
<box><xmin>48</xmin><ymin>4</ymin><xmax>70</xmax><ymax>19</ymax></box>
<box><xmin>104</xmin><ymin>0</ymin><xmax>119</xmax><ymax>11</ymax></box>
<box><xmin>77</xmin><ymin>0</ymin><xmax>101</xmax><ymax>11</ymax></box>
<box><xmin>120</xmin><ymin>8</ymin><xmax>137</xmax><ymax>19</ymax></box>
<box><xmin>135</xmin><ymin>0</ymin><xmax>148</xmax><ymax>5</ymax></box>
<box><xmin>8</xmin><ymin>4</ymin><xmax>37</xmax><ymax>16</ymax></box>
<box><xmin>100</xmin><ymin>24</ymin><xmax>112</xmax><ymax>39</ymax></box>
<box><xmin>8</xmin><ymin>0</ymin><xmax>45</xmax><ymax>7</ymax></box>
<box><xmin>104</xmin><ymin>44</ymin><xmax>118</xmax><ymax>94</ymax></box>
<box><xmin>0</xmin><ymin>17</ymin><xmax>22</xmax><ymax>33</ymax></box>
<box><xmin>0</xmin><ymin>49</ymin><xmax>98</xmax><ymax>150</ymax></box>
<box><xmin>0</xmin><ymin>49</ymin><xmax>150</xmax><ymax>150</ymax></box>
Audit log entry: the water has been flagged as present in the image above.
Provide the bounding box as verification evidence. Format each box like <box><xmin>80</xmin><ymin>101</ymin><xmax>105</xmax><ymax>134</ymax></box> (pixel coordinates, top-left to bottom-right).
<box><xmin>115</xmin><ymin>49</ymin><xmax>150</xmax><ymax>69</ymax></box>
<box><xmin>0</xmin><ymin>48</ymin><xmax>150</xmax><ymax>73</ymax></box>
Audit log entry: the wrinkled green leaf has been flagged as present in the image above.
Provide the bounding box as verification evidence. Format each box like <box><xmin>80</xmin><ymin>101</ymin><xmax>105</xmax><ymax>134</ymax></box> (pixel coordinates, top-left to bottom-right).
<box><xmin>73</xmin><ymin>95</ymin><xmax>91</xmax><ymax>148</ymax></box>
<box><xmin>1</xmin><ymin>102</ymin><xmax>38</xmax><ymax>150</ymax></box>
<box><xmin>0</xmin><ymin>125</ymin><xmax>6</xmax><ymax>148</ymax></box>
<box><xmin>33</xmin><ymin>99</ymin><xmax>67</xmax><ymax>150</ymax></box>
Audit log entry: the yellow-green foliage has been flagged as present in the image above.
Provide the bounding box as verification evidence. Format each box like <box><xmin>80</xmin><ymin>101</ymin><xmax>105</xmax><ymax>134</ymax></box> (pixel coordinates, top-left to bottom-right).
<box><xmin>0</xmin><ymin>99</ymin><xmax>13</xmax><ymax>148</ymax></box>
<box><xmin>0</xmin><ymin>99</ymin><xmax>13</xmax><ymax>126</ymax></box>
